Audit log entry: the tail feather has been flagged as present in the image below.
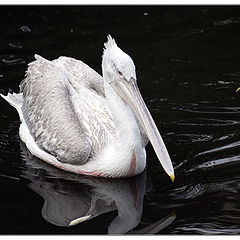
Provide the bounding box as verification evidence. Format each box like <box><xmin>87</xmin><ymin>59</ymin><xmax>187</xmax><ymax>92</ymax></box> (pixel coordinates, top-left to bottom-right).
<box><xmin>0</xmin><ymin>92</ymin><xmax>23</xmax><ymax>110</ymax></box>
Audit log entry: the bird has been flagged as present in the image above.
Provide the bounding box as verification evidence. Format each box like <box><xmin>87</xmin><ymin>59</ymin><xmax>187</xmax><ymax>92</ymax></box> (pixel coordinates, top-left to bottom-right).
<box><xmin>1</xmin><ymin>35</ymin><xmax>175</xmax><ymax>180</ymax></box>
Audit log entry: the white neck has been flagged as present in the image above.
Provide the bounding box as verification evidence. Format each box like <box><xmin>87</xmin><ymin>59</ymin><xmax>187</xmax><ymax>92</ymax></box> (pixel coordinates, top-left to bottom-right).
<box><xmin>100</xmin><ymin>76</ymin><xmax>146</xmax><ymax>177</ymax></box>
<box><xmin>104</xmin><ymin>79</ymin><xmax>139</xmax><ymax>138</ymax></box>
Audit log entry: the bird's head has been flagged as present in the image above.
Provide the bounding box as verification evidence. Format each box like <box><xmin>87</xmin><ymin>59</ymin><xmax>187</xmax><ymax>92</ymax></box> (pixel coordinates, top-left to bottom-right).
<box><xmin>102</xmin><ymin>35</ymin><xmax>136</xmax><ymax>85</ymax></box>
<box><xmin>102</xmin><ymin>35</ymin><xmax>175</xmax><ymax>182</ymax></box>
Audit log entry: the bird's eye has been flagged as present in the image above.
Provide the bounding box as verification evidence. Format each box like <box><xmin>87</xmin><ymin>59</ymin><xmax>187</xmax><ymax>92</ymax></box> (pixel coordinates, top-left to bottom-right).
<box><xmin>117</xmin><ymin>70</ymin><xmax>123</xmax><ymax>77</ymax></box>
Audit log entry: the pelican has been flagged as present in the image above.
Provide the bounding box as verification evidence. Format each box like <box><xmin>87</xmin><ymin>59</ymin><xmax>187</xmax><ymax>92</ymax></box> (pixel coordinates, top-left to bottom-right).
<box><xmin>1</xmin><ymin>35</ymin><xmax>174</xmax><ymax>180</ymax></box>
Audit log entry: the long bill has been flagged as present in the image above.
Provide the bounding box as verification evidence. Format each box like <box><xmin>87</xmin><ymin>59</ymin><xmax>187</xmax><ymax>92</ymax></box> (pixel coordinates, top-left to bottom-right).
<box><xmin>113</xmin><ymin>77</ymin><xmax>175</xmax><ymax>182</ymax></box>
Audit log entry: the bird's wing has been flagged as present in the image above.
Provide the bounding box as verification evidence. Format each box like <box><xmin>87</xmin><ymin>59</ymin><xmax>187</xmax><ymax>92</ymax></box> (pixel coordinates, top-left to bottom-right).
<box><xmin>52</xmin><ymin>56</ymin><xmax>105</xmax><ymax>97</ymax></box>
<box><xmin>51</xmin><ymin>55</ymin><xmax>116</xmax><ymax>151</ymax></box>
<box><xmin>20</xmin><ymin>55</ymin><xmax>112</xmax><ymax>165</ymax></box>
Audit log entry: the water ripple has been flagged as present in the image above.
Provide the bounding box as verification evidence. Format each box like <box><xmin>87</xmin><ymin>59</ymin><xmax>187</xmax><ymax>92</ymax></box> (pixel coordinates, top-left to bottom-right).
<box><xmin>20</xmin><ymin>25</ymin><xmax>32</xmax><ymax>32</ymax></box>
<box><xmin>176</xmin><ymin>118</ymin><xmax>239</xmax><ymax>127</ymax></box>
<box><xmin>213</xmin><ymin>17</ymin><xmax>240</xmax><ymax>26</ymax></box>
<box><xmin>177</xmin><ymin>103</ymin><xmax>240</xmax><ymax>115</ymax></box>
<box><xmin>9</xmin><ymin>42</ymin><xmax>23</xmax><ymax>49</ymax></box>
<box><xmin>0</xmin><ymin>54</ymin><xmax>25</xmax><ymax>66</ymax></box>
<box><xmin>174</xmin><ymin>133</ymin><xmax>213</xmax><ymax>144</ymax></box>
<box><xmin>197</xmin><ymin>141</ymin><xmax>240</xmax><ymax>156</ymax></box>
<box><xmin>0</xmin><ymin>173</ymin><xmax>20</xmax><ymax>181</ymax></box>
<box><xmin>176</xmin><ymin>222</ymin><xmax>240</xmax><ymax>234</ymax></box>
<box><xmin>189</xmin><ymin>155</ymin><xmax>240</xmax><ymax>172</ymax></box>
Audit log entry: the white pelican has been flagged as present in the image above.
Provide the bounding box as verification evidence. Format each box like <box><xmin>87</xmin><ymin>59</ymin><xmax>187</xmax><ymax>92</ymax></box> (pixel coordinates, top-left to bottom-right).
<box><xmin>1</xmin><ymin>35</ymin><xmax>174</xmax><ymax>180</ymax></box>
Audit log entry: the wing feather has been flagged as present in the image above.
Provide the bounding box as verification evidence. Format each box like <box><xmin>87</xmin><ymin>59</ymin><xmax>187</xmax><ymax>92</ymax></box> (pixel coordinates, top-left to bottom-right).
<box><xmin>20</xmin><ymin>55</ymin><xmax>92</xmax><ymax>164</ymax></box>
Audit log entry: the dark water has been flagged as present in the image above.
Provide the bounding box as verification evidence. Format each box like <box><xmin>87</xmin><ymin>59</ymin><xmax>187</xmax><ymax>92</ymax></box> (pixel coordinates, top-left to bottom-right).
<box><xmin>1</xmin><ymin>6</ymin><xmax>240</xmax><ymax>234</ymax></box>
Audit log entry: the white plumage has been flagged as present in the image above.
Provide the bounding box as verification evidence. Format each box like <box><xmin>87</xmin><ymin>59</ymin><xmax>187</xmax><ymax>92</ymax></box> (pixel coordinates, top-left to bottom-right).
<box><xmin>1</xmin><ymin>35</ymin><xmax>174</xmax><ymax>180</ymax></box>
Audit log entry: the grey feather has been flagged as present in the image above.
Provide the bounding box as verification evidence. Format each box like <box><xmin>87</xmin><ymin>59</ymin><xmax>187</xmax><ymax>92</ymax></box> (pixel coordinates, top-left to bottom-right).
<box><xmin>19</xmin><ymin>55</ymin><xmax>106</xmax><ymax>164</ymax></box>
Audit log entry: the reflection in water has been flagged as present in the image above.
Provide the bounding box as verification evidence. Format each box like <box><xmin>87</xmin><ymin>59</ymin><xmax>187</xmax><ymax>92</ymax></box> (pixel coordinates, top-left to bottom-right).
<box><xmin>19</xmin><ymin>142</ymin><xmax>175</xmax><ymax>234</ymax></box>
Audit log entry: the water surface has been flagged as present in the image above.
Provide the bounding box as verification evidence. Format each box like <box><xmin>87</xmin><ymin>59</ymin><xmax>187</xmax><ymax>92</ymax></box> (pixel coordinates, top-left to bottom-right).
<box><xmin>1</xmin><ymin>6</ymin><xmax>240</xmax><ymax>234</ymax></box>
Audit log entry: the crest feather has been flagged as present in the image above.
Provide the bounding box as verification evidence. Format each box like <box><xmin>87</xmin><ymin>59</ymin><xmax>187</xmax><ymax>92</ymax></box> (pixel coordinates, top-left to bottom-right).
<box><xmin>104</xmin><ymin>34</ymin><xmax>117</xmax><ymax>52</ymax></box>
